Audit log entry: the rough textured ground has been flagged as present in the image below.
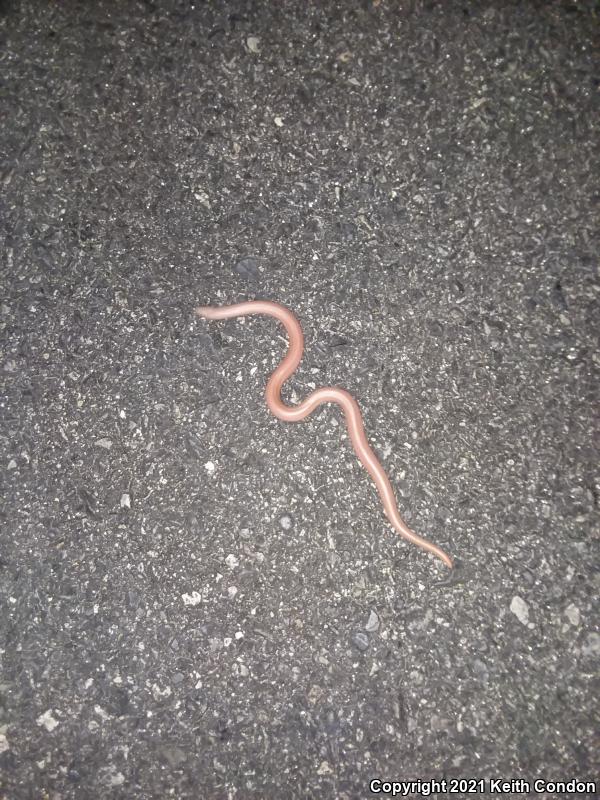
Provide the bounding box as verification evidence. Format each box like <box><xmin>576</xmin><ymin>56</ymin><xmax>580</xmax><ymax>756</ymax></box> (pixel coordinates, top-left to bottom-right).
<box><xmin>1</xmin><ymin>1</ymin><xmax>599</xmax><ymax>798</ymax></box>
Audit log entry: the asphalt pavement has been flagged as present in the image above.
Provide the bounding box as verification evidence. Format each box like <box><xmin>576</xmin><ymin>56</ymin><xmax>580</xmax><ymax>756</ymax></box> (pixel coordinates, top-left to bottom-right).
<box><xmin>1</xmin><ymin>1</ymin><xmax>599</xmax><ymax>798</ymax></box>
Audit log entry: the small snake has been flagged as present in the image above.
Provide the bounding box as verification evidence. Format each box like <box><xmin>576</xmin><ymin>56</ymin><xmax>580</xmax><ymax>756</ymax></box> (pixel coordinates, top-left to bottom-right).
<box><xmin>196</xmin><ymin>300</ymin><xmax>453</xmax><ymax>570</ymax></box>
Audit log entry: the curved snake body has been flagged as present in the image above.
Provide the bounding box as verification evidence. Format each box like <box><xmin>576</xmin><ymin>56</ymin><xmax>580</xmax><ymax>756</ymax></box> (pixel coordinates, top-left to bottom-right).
<box><xmin>196</xmin><ymin>300</ymin><xmax>453</xmax><ymax>570</ymax></box>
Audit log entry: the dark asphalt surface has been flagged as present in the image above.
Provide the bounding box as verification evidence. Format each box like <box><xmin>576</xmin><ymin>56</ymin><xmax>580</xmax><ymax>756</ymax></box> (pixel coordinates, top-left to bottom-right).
<box><xmin>1</xmin><ymin>1</ymin><xmax>599</xmax><ymax>798</ymax></box>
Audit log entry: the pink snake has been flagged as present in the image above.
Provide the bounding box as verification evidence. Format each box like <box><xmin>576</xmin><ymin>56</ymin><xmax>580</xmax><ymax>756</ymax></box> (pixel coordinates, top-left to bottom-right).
<box><xmin>196</xmin><ymin>300</ymin><xmax>453</xmax><ymax>570</ymax></box>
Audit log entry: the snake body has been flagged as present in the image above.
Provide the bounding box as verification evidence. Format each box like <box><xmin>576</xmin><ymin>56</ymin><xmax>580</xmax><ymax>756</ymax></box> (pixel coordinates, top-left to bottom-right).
<box><xmin>196</xmin><ymin>300</ymin><xmax>453</xmax><ymax>570</ymax></box>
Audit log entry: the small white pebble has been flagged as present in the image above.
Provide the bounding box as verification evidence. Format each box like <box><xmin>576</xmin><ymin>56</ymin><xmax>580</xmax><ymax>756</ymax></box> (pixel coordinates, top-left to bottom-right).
<box><xmin>510</xmin><ymin>596</ymin><xmax>529</xmax><ymax>626</ymax></box>
<box><xmin>120</xmin><ymin>493</ymin><xmax>131</xmax><ymax>508</ymax></box>
<box><xmin>204</xmin><ymin>461</ymin><xmax>215</xmax><ymax>474</ymax></box>
<box><xmin>182</xmin><ymin>591</ymin><xmax>202</xmax><ymax>607</ymax></box>
<box><xmin>582</xmin><ymin>632</ymin><xmax>600</xmax><ymax>656</ymax></box>
<box><xmin>96</xmin><ymin>438</ymin><xmax>112</xmax><ymax>450</ymax></box>
<box><xmin>228</xmin><ymin>586</ymin><xmax>238</xmax><ymax>599</ymax></box>
<box><xmin>106</xmin><ymin>771</ymin><xmax>125</xmax><ymax>788</ymax></box>
<box><xmin>235</xmin><ymin>630</ymin><xmax>244</xmax><ymax>640</ymax></box>
<box><xmin>7</xmin><ymin>459</ymin><xmax>16</xmax><ymax>470</ymax></box>
<box><xmin>94</xmin><ymin>705</ymin><xmax>111</xmax><ymax>721</ymax></box>
<box><xmin>279</xmin><ymin>515</ymin><xmax>293</xmax><ymax>531</ymax></box>
<box><xmin>274</xmin><ymin>116</ymin><xmax>284</xmax><ymax>127</ymax></box>
<box><xmin>564</xmin><ymin>603</ymin><xmax>580</xmax><ymax>627</ymax></box>
<box><xmin>365</xmin><ymin>610</ymin><xmax>380</xmax><ymax>632</ymax></box>
<box><xmin>37</xmin><ymin>710</ymin><xmax>59</xmax><ymax>732</ymax></box>
<box><xmin>225</xmin><ymin>554</ymin><xmax>239</xmax><ymax>569</ymax></box>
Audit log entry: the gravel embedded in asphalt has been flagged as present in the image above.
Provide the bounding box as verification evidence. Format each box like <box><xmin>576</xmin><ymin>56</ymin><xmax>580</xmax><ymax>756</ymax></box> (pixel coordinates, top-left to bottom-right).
<box><xmin>1</xmin><ymin>1</ymin><xmax>599</xmax><ymax>797</ymax></box>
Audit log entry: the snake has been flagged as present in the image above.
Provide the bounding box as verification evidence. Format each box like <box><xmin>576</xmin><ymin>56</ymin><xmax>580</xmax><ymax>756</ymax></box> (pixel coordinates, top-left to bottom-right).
<box><xmin>196</xmin><ymin>300</ymin><xmax>453</xmax><ymax>570</ymax></box>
